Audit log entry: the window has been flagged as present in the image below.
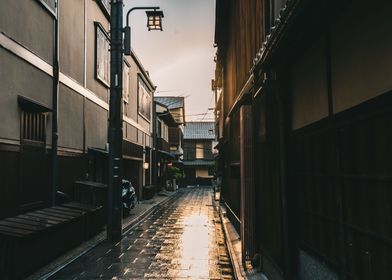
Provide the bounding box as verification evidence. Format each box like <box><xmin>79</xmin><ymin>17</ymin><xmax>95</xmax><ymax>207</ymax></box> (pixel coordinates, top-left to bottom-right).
<box><xmin>157</xmin><ymin>120</ymin><xmax>162</xmax><ymax>138</ymax></box>
<box><xmin>196</xmin><ymin>143</ymin><xmax>204</xmax><ymax>159</ymax></box>
<box><xmin>196</xmin><ymin>169</ymin><xmax>209</xmax><ymax>178</ymax></box>
<box><xmin>138</xmin><ymin>78</ymin><xmax>152</xmax><ymax>121</ymax></box>
<box><xmin>97</xmin><ymin>0</ymin><xmax>110</xmax><ymax>17</ymax></box>
<box><xmin>36</xmin><ymin>0</ymin><xmax>57</xmax><ymax>16</ymax></box>
<box><xmin>21</xmin><ymin>111</ymin><xmax>47</xmax><ymax>142</ymax></box>
<box><xmin>163</xmin><ymin>124</ymin><xmax>168</xmax><ymax>141</ymax></box>
<box><xmin>95</xmin><ymin>23</ymin><xmax>110</xmax><ymax>86</ymax></box>
<box><xmin>123</xmin><ymin>61</ymin><xmax>130</xmax><ymax>103</ymax></box>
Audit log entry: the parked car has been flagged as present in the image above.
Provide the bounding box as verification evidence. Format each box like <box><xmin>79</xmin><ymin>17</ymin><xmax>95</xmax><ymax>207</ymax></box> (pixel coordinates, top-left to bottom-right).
<box><xmin>122</xmin><ymin>179</ymin><xmax>136</xmax><ymax>216</ymax></box>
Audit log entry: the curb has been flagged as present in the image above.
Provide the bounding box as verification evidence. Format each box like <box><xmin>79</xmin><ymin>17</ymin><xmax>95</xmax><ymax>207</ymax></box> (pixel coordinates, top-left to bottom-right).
<box><xmin>28</xmin><ymin>193</ymin><xmax>179</xmax><ymax>280</ymax></box>
<box><xmin>217</xmin><ymin>200</ymin><xmax>267</xmax><ymax>280</ymax></box>
<box><xmin>216</xmin><ymin>201</ymin><xmax>246</xmax><ymax>280</ymax></box>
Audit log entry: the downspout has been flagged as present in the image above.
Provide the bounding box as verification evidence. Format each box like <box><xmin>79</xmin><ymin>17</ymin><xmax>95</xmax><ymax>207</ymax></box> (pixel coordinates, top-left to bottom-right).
<box><xmin>152</xmin><ymin>101</ymin><xmax>157</xmax><ymax>186</ymax></box>
<box><xmin>51</xmin><ymin>1</ymin><xmax>60</xmax><ymax>206</ymax></box>
<box><xmin>276</xmin><ymin>82</ymin><xmax>291</xmax><ymax>278</ymax></box>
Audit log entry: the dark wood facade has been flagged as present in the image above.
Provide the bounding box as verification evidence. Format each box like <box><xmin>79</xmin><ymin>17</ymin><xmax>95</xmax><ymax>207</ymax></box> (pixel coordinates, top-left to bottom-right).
<box><xmin>215</xmin><ymin>0</ymin><xmax>392</xmax><ymax>279</ymax></box>
<box><xmin>183</xmin><ymin>132</ymin><xmax>214</xmax><ymax>186</ymax></box>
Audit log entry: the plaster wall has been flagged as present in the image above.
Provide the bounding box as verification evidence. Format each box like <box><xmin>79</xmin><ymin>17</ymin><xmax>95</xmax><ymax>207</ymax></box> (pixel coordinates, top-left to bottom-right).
<box><xmin>0</xmin><ymin>0</ymin><xmax>53</xmax><ymax>63</ymax></box>
<box><xmin>58</xmin><ymin>84</ymin><xmax>84</xmax><ymax>150</ymax></box>
<box><xmin>86</xmin><ymin>0</ymin><xmax>110</xmax><ymax>102</ymax></box>
<box><xmin>59</xmin><ymin>0</ymin><xmax>85</xmax><ymax>85</ymax></box>
<box><xmin>290</xmin><ymin>39</ymin><xmax>329</xmax><ymax>130</ymax></box>
<box><xmin>85</xmin><ymin>99</ymin><xmax>107</xmax><ymax>149</ymax></box>
<box><xmin>0</xmin><ymin>48</ymin><xmax>52</xmax><ymax>141</ymax></box>
<box><xmin>126</xmin><ymin>123</ymin><xmax>138</xmax><ymax>143</ymax></box>
<box><xmin>330</xmin><ymin>0</ymin><xmax>392</xmax><ymax>113</ymax></box>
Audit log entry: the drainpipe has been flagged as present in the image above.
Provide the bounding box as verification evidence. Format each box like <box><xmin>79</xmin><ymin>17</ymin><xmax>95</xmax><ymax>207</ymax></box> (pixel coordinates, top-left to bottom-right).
<box><xmin>152</xmin><ymin>101</ymin><xmax>157</xmax><ymax>186</ymax></box>
<box><xmin>274</xmin><ymin>77</ymin><xmax>291</xmax><ymax>278</ymax></box>
<box><xmin>51</xmin><ymin>1</ymin><xmax>60</xmax><ymax>206</ymax></box>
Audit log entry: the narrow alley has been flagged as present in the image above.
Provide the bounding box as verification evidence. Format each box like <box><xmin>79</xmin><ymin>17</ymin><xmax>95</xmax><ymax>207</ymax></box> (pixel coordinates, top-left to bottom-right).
<box><xmin>49</xmin><ymin>188</ymin><xmax>233</xmax><ymax>280</ymax></box>
<box><xmin>2</xmin><ymin>1</ymin><xmax>392</xmax><ymax>279</ymax></box>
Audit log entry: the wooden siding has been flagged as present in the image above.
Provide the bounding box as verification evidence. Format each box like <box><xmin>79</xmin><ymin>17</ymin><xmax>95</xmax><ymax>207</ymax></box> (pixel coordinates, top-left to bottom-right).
<box><xmin>183</xmin><ymin>140</ymin><xmax>213</xmax><ymax>161</ymax></box>
<box><xmin>217</xmin><ymin>0</ymin><xmax>264</xmax><ymax>120</ymax></box>
<box><xmin>168</xmin><ymin>127</ymin><xmax>180</xmax><ymax>146</ymax></box>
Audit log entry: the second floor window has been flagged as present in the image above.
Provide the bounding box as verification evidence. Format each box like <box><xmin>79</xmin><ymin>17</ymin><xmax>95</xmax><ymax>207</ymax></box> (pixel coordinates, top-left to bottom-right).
<box><xmin>138</xmin><ymin>79</ymin><xmax>152</xmax><ymax>121</ymax></box>
<box><xmin>196</xmin><ymin>143</ymin><xmax>204</xmax><ymax>159</ymax></box>
<box><xmin>95</xmin><ymin>23</ymin><xmax>110</xmax><ymax>86</ymax></box>
<box><xmin>123</xmin><ymin>61</ymin><xmax>130</xmax><ymax>103</ymax></box>
<box><xmin>36</xmin><ymin>0</ymin><xmax>57</xmax><ymax>16</ymax></box>
<box><xmin>157</xmin><ymin>120</ymin><xmax>162</xmax><ymax>138</ymax></box>
<box><xmin>98</xmin><ymin>0</ymin><xmax>110</xmax><ymax>17</ymax></box>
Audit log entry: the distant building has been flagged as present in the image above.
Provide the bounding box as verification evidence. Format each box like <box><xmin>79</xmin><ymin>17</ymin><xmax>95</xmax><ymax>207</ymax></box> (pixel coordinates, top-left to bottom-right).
<box><xmin>154</xmin><ymin>96</ymin><xmax>185</xmax><ymax>158</ymax></box>
<box><xmin>153</xmin><ymin>100</ymin><xmax>176</xmax><ymax>190</ymax></box>
<box><xmin>183</xmin><ymin>122</ymin><xmax>215</xmax><ymax>186</ymax></box>
<box><xmin>153</xmin><ymin>97</ymin><xmax>185</xmax><ymax>189</ymax></box>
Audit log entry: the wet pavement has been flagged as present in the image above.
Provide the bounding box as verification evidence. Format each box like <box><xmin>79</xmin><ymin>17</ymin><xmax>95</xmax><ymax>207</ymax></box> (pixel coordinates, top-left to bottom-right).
<box><xmin>49</xmin><ymin>187</ymin><xmax>233</xmax><ymax>279</ymax></box>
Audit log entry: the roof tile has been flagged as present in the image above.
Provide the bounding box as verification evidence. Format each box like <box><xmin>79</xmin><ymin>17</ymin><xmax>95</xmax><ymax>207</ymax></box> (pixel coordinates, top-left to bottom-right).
<box><xmin>184</xmin><ymin>122</ymin><xmax>215</xmax><ymax>139</ymax></box>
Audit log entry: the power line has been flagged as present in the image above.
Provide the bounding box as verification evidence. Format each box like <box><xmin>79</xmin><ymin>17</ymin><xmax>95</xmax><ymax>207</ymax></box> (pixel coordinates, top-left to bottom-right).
<box><xmin>155</xmin><ymin>89</ymin><xmax>181</xmax><ymax>93</ymax></box>
<box><xmin>197</xmin><ymin>94</ymin><xmax>215</xmax><ymax>121</ymax></box>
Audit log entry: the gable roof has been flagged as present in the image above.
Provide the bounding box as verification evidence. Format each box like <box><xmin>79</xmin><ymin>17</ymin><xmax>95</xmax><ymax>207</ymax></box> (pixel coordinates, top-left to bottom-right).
<box><xmin>184</xmin><ymin>122</ymin><xmax>215</xmax><ymax>140</ymax></box>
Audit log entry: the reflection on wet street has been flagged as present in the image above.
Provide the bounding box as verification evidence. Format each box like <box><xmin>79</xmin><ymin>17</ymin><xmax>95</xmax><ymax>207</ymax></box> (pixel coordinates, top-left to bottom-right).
<box><xmin>50</xmin><ymin>187</ymin><xmax>233</xmax><ymax>279</ymax></box>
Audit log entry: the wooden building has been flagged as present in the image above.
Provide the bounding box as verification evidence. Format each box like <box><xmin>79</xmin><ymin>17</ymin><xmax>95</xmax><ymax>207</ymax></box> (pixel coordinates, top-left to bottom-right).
<box><xmin>215</xmin><ymin>0</ymin><xmax>392</xmax><ymax>279</ymax></box>
<box><xmin>0</xmin><ymin>0</ymin><xmax>155</xmax><ymax>218</ymax></box>
<box><xmin>183</xmin><ymin>122</ymin><xmax>215</xmax><ymax>186</ymax></box>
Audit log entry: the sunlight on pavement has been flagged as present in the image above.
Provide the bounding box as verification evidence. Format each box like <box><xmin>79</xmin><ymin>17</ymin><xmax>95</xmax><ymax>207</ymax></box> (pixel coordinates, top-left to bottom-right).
<box><xmin>179</xmin><ymin>214</ymin><xmax>210</xmax><ymax>278</ymax></box>
<box><xmin>48</xmin><ymin>188</ymin><xmax>233</xmax><ymax>279</ymax></box>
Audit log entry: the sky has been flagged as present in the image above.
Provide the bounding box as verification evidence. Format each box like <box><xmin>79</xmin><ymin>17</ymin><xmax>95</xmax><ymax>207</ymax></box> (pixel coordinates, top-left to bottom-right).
<box><xmin>123</xmin><ymin>0</ymin><xmax>216</xmax><ymax>122</ymax></box>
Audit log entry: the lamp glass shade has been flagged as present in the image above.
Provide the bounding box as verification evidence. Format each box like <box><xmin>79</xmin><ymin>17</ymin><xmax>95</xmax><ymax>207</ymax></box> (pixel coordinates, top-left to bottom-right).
<box><xmin>143</xmin><ymin>162</ymin><xmax>149</xmax><ymax>169</ymax></box>
<box><xmin>146</xmin><ymin>10</ymin><xmax>164</xmax><ymax>31</ymax></box>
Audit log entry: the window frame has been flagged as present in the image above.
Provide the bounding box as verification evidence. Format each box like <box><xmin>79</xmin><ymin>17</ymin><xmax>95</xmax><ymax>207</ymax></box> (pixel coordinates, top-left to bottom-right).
<box><xmin>137</xmin><ymin>76</ymin><xmax>152</xmax><ymax>122</ymax></box>
<box><xmin>96</xmin><ymin>0</ymin><xmax>111</xmax><ymax>19</ymax></box>
<box><xmin>35</xmin><ymin>0</ymin><xmax>57</xmax><ymax>17</ymax></box>
<box><xmin>95</xmin><ymin>22</ymin><xmax>111</xmax><ymax>87</ymax></box>
<box><xmin>196</xmin><ymin>143</ymin><xmax>204</xmax><ymax>159</ymax></box>
<box><xmin>21</xmin><ymin>110</ymin><xmax>47</xmax><ymax>143</ymax></box>
<box><xmin>123</xmin><ymin>59</ymin><xmax>130</xmax><ymax>103</ymax></box>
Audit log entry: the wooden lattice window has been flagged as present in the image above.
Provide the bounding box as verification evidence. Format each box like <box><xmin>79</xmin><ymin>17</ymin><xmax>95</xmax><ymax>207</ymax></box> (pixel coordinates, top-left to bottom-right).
<box><xmin>21</xmin><ymin>111</ymin><xmax>46</xmax><ymax>142</ymax></box>
<box><xmin>196</xmin><ymin>143</ymin><xmax>204</xmax><ymax>159</ymax></box>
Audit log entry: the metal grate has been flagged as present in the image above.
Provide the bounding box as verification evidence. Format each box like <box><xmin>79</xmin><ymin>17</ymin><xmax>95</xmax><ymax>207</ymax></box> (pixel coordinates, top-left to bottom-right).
<box><xmin>21</xmin><ymin>111</ymin><xmax>46</xmax><ymax>142</ymax></box>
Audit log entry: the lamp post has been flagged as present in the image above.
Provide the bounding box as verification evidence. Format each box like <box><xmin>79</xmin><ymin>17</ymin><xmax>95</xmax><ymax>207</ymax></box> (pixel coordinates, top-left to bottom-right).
<box><xmin>124</xmin><ymin>7</ymin><xmax>164</xmax><ymax>55</ymax></box>
<box><xmin>108</xmin><ymin>1</ymin><xmax>163</xmax><ymax>242</ymax></box>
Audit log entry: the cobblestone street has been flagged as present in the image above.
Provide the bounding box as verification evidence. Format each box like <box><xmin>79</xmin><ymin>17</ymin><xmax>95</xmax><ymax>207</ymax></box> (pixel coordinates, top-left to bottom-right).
<box><xmin>49</xmin><ymin>187</ymin><xmax>233</xmax><ymax>279</ymax></box>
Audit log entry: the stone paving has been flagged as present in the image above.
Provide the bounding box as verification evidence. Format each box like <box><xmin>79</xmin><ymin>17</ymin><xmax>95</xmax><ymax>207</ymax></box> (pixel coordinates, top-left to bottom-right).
<box><xmin>49</xmin><ymin>187</ymin><xmax>233</xmax><ymax>279</ymax></box>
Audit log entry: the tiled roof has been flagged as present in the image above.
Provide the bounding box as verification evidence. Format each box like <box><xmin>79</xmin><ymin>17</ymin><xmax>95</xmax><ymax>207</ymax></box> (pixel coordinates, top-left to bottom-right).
<box><xmin>184</xmin><ymin>122</ymin><xmax>215</xmax><ymax>140</ymax></box>
<box><xmin>183</xmin><ymin>159</ymin><xmax>214</xmax><ymax>166</ymax></box>
<box><xmin>154</xmin><ymin>97</ymin><xmax>184</xmax><ymax>109</ymax></box>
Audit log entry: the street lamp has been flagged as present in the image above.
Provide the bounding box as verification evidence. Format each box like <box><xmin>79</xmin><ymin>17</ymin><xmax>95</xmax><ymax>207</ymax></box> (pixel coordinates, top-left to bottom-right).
<box><xmin>124</xmin><ymin>7</ymin><xmax>164</xmax><ymax>55</ymax></box>
<box><xmin>146</xmin><ymin>10</ymin><xmax>164</xmax><ymax>31</ymax></box>
<box><xmin>108</xmin><ymin>1</ymin><xmax>164</xmax><ymax>242</ymax></box>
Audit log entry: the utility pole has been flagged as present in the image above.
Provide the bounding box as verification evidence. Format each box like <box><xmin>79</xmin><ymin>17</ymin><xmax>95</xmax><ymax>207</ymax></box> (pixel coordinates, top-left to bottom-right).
<box><xmin>107</xmin><ymin>0</ymin><xmax>123</xmax><ymax>242</ymax></box>
<box><xmin>107</xmin><ymin>1</ymin><xmax>163</xmax><ymax>242</ymax></box>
